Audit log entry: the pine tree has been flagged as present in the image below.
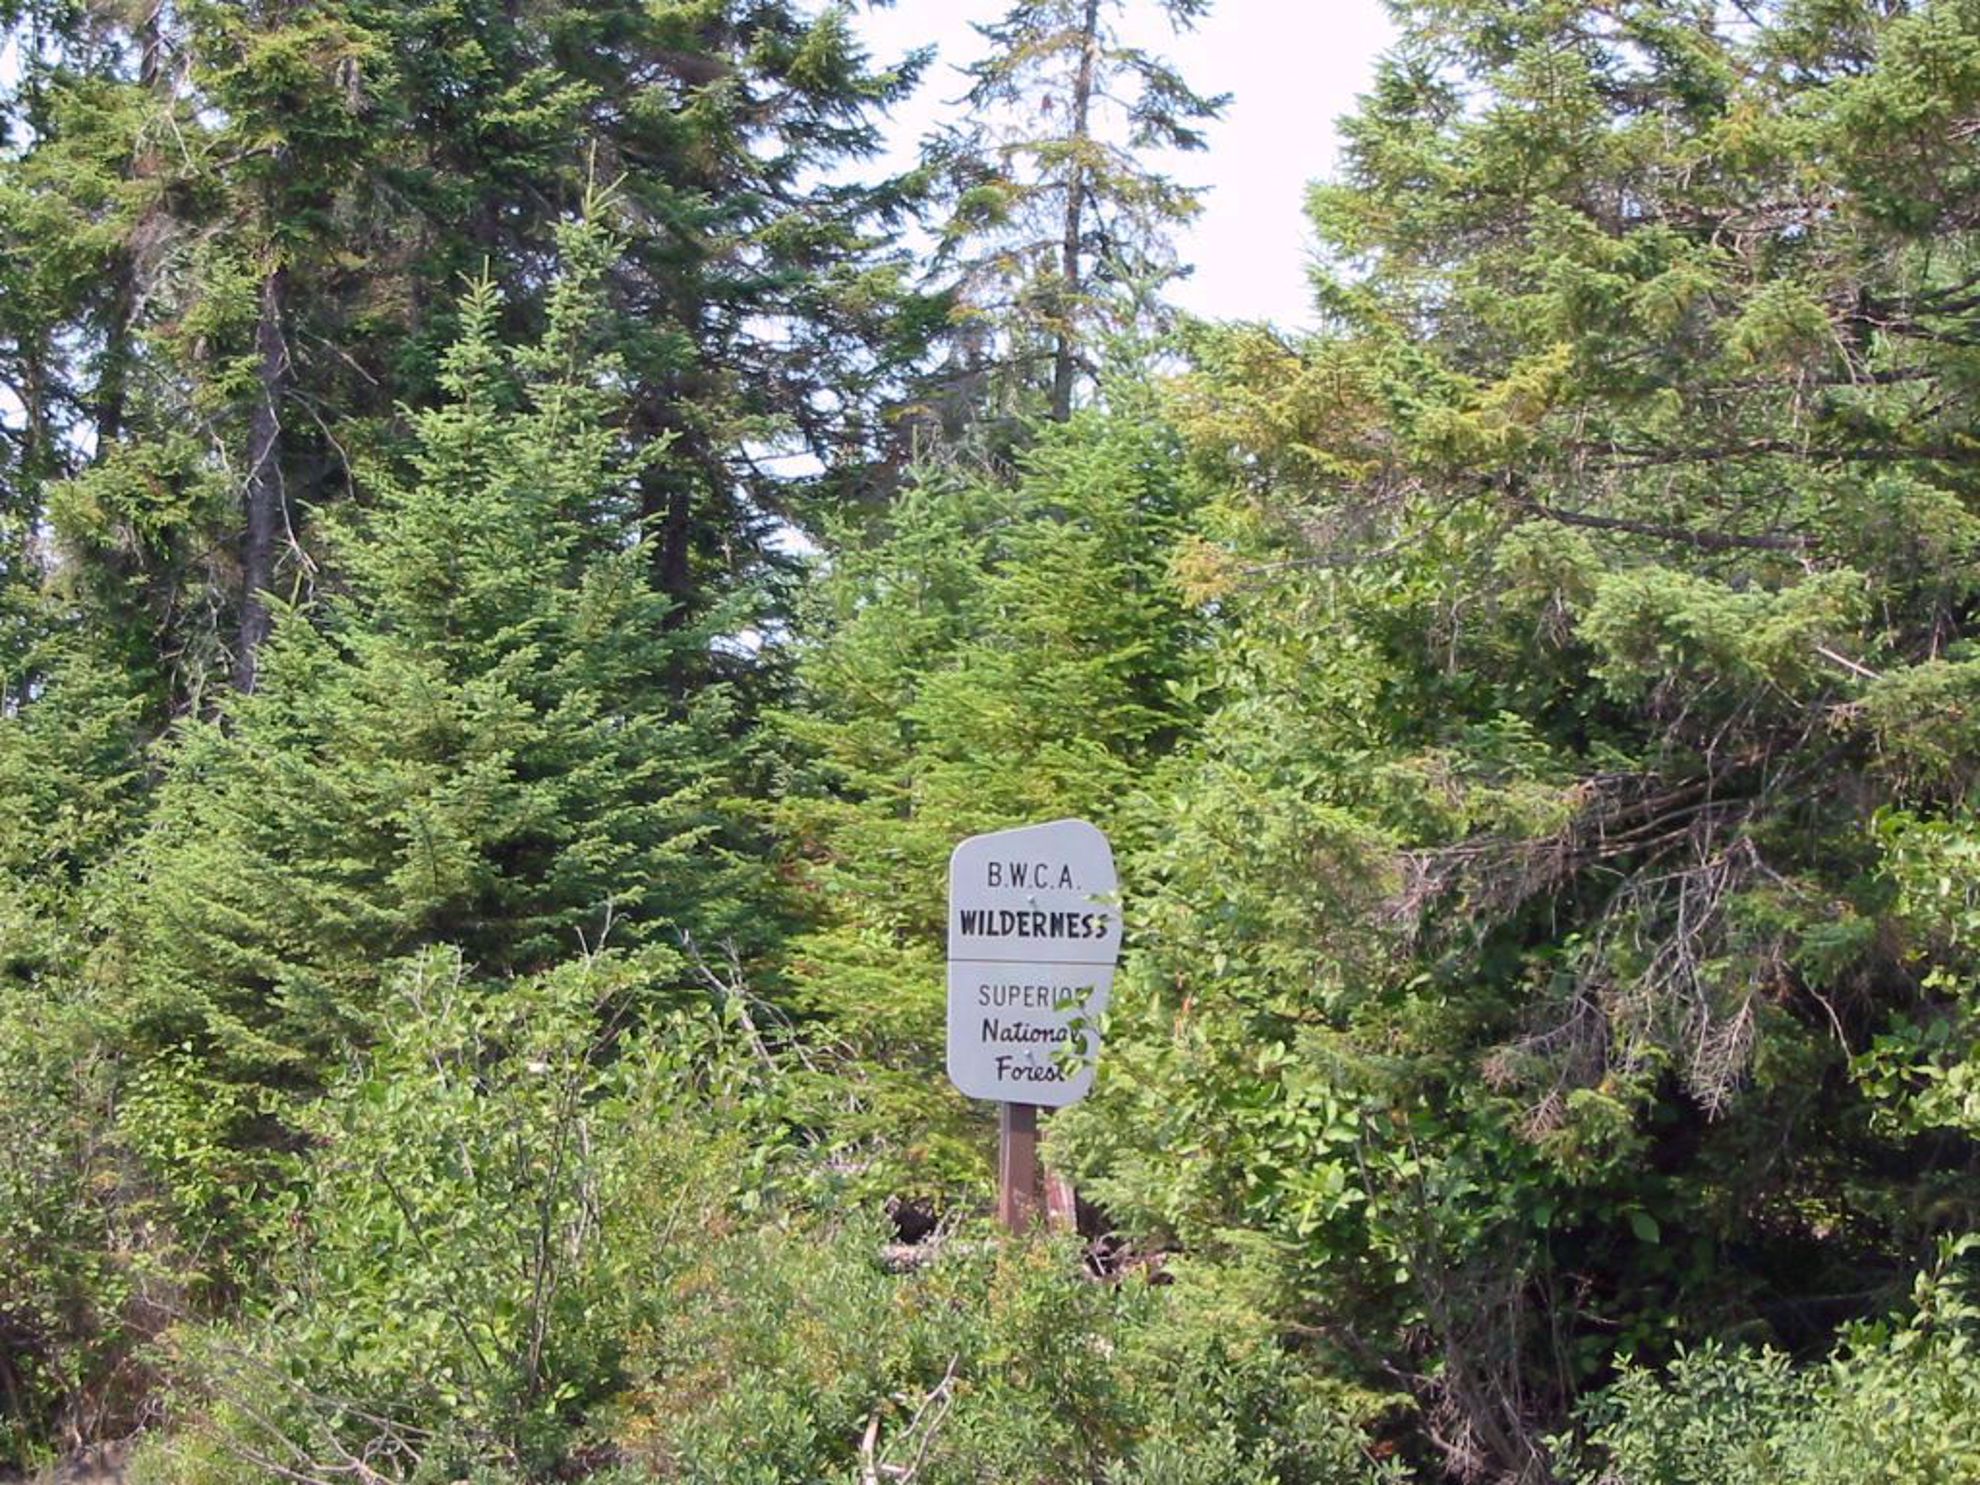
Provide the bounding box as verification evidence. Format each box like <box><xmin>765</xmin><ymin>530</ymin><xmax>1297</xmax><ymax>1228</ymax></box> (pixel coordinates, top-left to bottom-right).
<box><xmin>109</xmin><ymin>218</ymin><xmax>764</xmax><ymax>1081</ymax></box>
<box><xmin>926</xmin><ymin>0</ymin><xmax>1226</xmax><ymax>428</ymax></box>
<box><xmin>1051</xmin><ymin>2</ymin><xmax>1980</xmax><ymax>1474</ymax></box>
<box><xmin>779</xmin><ymin>389</ymin><xmax>1203</xmax><ymax>1194</ymax></box>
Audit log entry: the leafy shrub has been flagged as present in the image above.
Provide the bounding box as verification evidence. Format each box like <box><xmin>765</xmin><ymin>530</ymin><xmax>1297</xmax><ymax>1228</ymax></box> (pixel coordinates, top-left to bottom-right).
<box><xmin>134</xmin><ymin>942</ymin><xmax>1400</xmax><ymax>1483</ymax></box>
<box><xmin>1568</xmin><ymin>1241</ymin><xmax>1980</xmax><ymax>1485</ymax></box>
<box><xmin>0</xmin><ymin>984</ymin><xmax>168</xmax><ymax>1469</ymax></box>
<box><xmin>611</xmin><ymin>1220</ymin><xmax>1404</xmax><ymax>1485</ymax></box>
<box><xmin>138</xmin><ymin>945</ymin><xmax>761</xmax><ymax>1483</ymax></box>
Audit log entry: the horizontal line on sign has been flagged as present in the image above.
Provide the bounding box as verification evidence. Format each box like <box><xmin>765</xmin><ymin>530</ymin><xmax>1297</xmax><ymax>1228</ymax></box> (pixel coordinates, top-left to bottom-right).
<box><xmin>948</xmin><ymin>960</ymin><xmax>1119</xmax><ymax>969</ymax></box>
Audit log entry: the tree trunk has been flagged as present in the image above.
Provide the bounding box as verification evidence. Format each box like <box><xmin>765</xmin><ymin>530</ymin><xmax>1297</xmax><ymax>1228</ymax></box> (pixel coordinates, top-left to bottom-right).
<box><xmin>652</xmin><ymin>458</ymin><xmax>696</xmax><ymax>620</ymax></box>
<box><xmin>95</xmin><ymin>6</ymin><xmax>165</xmax><ymax>453</ymax></box>
<box><xmin>1050</xmin><ymin>0</ymin><xmax>1102</xmax><ymax>424</ymax></box>
<box><xmin>236</xmin><ymin>263</ymin><xmax>288</xmax><ymax>692</ymax></box>
<box><xmin>631</xmin><ymin>395</ymin><xmax>700</xmax><ymax>624</ymax></box>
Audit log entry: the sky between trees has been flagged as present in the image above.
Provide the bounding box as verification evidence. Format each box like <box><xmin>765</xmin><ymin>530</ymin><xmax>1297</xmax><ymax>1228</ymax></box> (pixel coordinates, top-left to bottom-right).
<box><xmin>854</xmin><ymin>0</ymin><xmax>1395</xmax><ymax>327</ymax></box>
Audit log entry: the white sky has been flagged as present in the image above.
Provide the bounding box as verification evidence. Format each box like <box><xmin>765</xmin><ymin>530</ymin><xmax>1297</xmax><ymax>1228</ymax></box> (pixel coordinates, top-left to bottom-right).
<box><xmin>853</xmin><ymin>0</ymin><xmax>1396</xmax><ymax>329</ymax></box>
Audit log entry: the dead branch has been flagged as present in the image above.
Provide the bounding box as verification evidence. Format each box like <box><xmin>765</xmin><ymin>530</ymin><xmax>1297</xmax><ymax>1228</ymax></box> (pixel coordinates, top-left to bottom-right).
<box><xmin>876</xmin><ymin>1358</ymin><xmax>960</xmax><ymax>1484</ymax></box>
<box><xmin>1516</xmin><ymin>497</ymin><xmax>1812</xmax><ymax>553</ymax></box>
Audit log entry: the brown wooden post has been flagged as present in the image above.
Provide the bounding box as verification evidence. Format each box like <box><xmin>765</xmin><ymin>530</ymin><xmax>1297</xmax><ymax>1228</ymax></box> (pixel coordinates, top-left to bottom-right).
<box><xmin>998</xmin><ymin>1102</ymin><xmax>1039</xmax><ymax>1233</ymax></box>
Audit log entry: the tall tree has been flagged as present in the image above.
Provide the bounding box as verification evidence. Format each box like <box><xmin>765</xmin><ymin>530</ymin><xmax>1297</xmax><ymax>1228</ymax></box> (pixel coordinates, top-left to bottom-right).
<box><xmin>11</xmin><ymin>0</ymin><xmax>404</xmax><ymax>705</ymax></box>
<box><xmin>5</xmin><ymin>0</ymin><xmax>934</xmax><ymax>707</ymax></box>
<box><xmin>927</xmin><ymin>0</ymin><xmax>1226</xmax><ymax>428</ymax></box>
<box><xmin>109</xmin><ymin>220</ymin><xmax>764</xmax><ymax>1086</ymax></box>
<box><xmin>1055</xmin><ymin>1</ymin><xmax>1980</xmax><ymax>1477</ymax></box>
<box><xmin>0</xmin><ymin>2</ymin><xmax>159</xmax><ymax>696</ymax></box>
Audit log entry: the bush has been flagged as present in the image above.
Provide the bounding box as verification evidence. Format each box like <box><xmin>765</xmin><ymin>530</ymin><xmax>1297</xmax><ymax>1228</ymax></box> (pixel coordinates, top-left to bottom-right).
<box><xmin>1568</xmin><ymin>1241</ymin><xmax>1980</xmax><ymax>1485</ymax></box>
<box><xmin>0</xmin><ymin>982</ymin><xmax>168</xmax><ymax>1469</ymax></box>
<box><xmin>134</xmin><ymin>944</ymin><xmax>1402</xmax><ymax>1483</ymax></box>
<box><xmin>138</xmin><ymin>946</ymin><xmax>758</xmax><ymax>1484</ymax></box>
<box><xmin>611</xmin><ymin>1220</ymin><xmax>1404</xmax><ymax>1485</ymax></box>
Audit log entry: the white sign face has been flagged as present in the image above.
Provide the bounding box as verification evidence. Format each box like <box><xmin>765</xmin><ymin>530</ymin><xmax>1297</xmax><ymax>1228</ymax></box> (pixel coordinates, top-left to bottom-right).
<box><xmin>946</xmin><ymin>819</ymin><xmax>1118</xmax><ymax>1106</ymax></box>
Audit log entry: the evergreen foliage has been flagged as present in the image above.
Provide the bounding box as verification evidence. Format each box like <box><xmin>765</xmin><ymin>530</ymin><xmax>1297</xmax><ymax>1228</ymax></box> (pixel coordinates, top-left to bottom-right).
<box><xmin>109</xmin><ymin>219</ymin><xmax>763</xmax><ymax>1084</ymax></box>
<box><xmin>1043</xmin><ymin>1</ymin><xmax>1980</xmax><ymax>1476</ymax></box>
<box><xmin>6</xmin><ymin>0</ymin><xmax>1980</xmax><ymax>1480</ymax></box>
<box><xmin>5</xmin><ymin>0</ymin><xmax>933</xmax><ymax>708</ymax></box>
<box><xmin>778</xmin><ymin>393</ymin><xmax>1203</xmax><ymax>1194</ymax></box>
<box><xmin>923</xmin><ymin>0</ymin><xmax>1226</xmax><ymax>428</ymax></box>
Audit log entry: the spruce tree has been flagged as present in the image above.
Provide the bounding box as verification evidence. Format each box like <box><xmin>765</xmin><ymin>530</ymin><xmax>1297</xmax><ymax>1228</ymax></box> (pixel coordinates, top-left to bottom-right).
<box><xmin>5</xmin><ymin>0</ymin><xmax>935</xmax><ymax>708</ymax></box>
<box><xmin>926</xmin><ymin>0</ymin><xmax>1226</xmax><ymax>428</ymax></box>
<box><xmin>110</xmin><ymin>218</ymin><xmax>763</xmax><ymax>1081</ymax></box>
<box><xmin>779</xmin><ymin>391</ymin><xmax>1203</xmax><ymax>1193</ymax></box>
<box><xmin>0</xmin><ymin>5</ymin><xmax>160</xmax><ymax>694</ymax></box>
<box><xmin>5</xmin><ymin>0</ymin><xmax>413</xmax><ymax>705</ymax></box>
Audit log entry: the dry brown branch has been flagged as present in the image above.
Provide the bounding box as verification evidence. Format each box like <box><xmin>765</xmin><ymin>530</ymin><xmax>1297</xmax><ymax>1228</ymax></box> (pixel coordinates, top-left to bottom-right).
<box><xmin>1481</xmin><ymin>823</ymin><xmax>1785</xmax><ymax>1131</ymax></box>
<box><xmin>876</xmin><ymin>1358</ymin><xmax>960</xmax><ymax>1484</ymax></box>
<box><xmin>1391</xmin><ymin>771</ymin><xmax>1730</xmax><ymax>934</ymax></box>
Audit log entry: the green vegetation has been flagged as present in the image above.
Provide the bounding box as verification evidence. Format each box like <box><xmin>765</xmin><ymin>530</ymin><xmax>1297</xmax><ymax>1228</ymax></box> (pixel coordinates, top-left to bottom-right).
<box><xmin>5</xmin><ymin>1</ymin><xmax>1980</xmax><ymax>1480</ymax></box>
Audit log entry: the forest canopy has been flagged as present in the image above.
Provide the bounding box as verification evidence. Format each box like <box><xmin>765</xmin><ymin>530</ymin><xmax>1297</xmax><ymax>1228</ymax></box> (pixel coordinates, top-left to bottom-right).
<box><xmin>4</xmin><ymin>2</ymin><xmax>1980</xmax><ymax>1482</ymax></box>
